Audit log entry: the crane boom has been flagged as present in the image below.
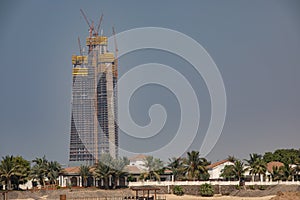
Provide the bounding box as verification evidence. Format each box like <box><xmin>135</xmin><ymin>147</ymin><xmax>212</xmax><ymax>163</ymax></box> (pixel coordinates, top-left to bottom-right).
<box><xmin>80</xmin><ymin>9</ymin><xmax>94</xmax><ymax>37</ymax></box>
<box><xmin>78</xmin><ymin>37</ymin><xmax>83</xmax><ymax>56</ymax></box>
<box><xmin>96</xmin><ymin>14</ymin><xmax>104</xmax><ymax>36</ymax></box>
<box><xmin>112</xmin><ymin>26</ymin><xmax>118</xmax><ymax>68</ymax></box>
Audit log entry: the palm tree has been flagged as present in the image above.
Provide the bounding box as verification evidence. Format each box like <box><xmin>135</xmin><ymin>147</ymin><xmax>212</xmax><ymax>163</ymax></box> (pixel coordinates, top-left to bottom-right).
<box><xmin>227</xmin><ymin>155</ymin><xmax>237</xmax><ymax>162</ymax></box>
<box><xmin>46</xmin><ymin>161</ymin><xmax>61</xmax><ymax>186</ymax></box>
<box><xmin>93</xmin><ymin>161</ymin><xmax>111</xmax><ymax>189</ymax></box>
<box><xmin>249</xmin><ymin>159</ymin><xmax>267</xmax><ymax>182</ymax></box>
<box><xmin>271</xmin><ymin>166</ymin><xmax>283</xmax><ymax>181</ymax></box>
<box><xmin>167</xmin><ymin>157</ymin><xmax>184</xmax><ymax>181</ymax></box>
<box><xmin>100</xmin><ymin>153</ymin><xmax>113</xmax><ymax>166</ymax></box>
<box><xmin>245</xmin><ymin>153</ymin><xmax>262</xmax><ymax>166</ymax></box>
<box><xmin>31</xmin><ymin>156</ymin><xmax>48</xmax><ymax>187</ymax></box>
<box><xmin>220</xmin><ymin>165</ymin><xmax>235</xmax><ymax>180</ymax></box>
<box><xmin>232</xmin><ymin>160</ymin><xmax>245</xmax><ymax>182</ymax></box>
<box><xmin>110</xmin><ymin>158</ymin><xmax>127</xmax><ymax>189</ymax></box>
<box><xmin>245</xmin><ymin>153</ymin><xmax>264</xmax><ymax>181</ymax></box>
<box><xmin>79</xmin><ymin>165</ymin><xmax>91</xmax><ymax>187</ymax></box>
<box><xmin>281</xmin><ymin>163</ymin><xmax>293</xmax><ymax>181</ymax></box>
<box><xmin>141</xmin><ymin>156</ymin><xmax>164</xmax><ymax>181</ymax></box>
<box><xmin>184</xmin><ymin>151</ymin><xmax>209</xmax><ymax>181</ymax></box>
<box><xmin>122</xmin><ymin>156</ymin><xmax>130</xmax><ymax>165</ymax></box>
<box><xmin>221</xmin><ymin>160</ymin><xmax>245</xmax><ymax>182</ymax></box>
<box><xmin>11</xmin><ymin>156</ymin><xmax>31</xmax><ymax>189</ymax></box>
<box><xmin>0</xmin><ymin>155</ymin><xmax>20</xmax><ymax>190</ymax></box>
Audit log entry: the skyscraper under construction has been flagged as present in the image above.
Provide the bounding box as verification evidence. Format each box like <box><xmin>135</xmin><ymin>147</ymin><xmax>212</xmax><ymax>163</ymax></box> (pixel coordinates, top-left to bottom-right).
<box><xmin>69</xmin><ymin>11</ymin><xmax>118</xmax><ymax>165</ymax></box>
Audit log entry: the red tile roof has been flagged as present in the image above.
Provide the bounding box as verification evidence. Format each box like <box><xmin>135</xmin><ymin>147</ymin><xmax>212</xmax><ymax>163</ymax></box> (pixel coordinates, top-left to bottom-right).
<box><xmin>206</xmin><ymin>159</ymin><xmax>232</xmax><ymax>170</ymax></box>
<box><xmin>267</xmin><ymin>161</ymin><xmax>284</xmax><ymax>173</ymax></box>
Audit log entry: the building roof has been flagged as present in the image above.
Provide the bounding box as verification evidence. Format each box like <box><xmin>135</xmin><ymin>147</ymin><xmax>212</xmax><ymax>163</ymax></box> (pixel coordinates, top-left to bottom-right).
<box><xmin>206</xmin><ymin>159</ymin><xmax>232</xmax><ymax>170</ymax></box>
<box><xmin>125</xmin><ymin>165</ymin><xmax>142</xmax><ymax>174</ymax></box>
<box><xmin>63</xmin><ymin>166</ymin><xmax>80</xmax><ymax>175</ymax></box>
<box><xmin>129</xmin><ymin>154</ymin><xmax>147</xmax><ymax>162</ymax></box>
<box><xmin>267</xmin><ymin>161</ymin><xmax>284</xmax><ymax>173</ymax></box>
<box><xmin>62</xmin><ymin>166</ymin><xmax>95</xmax><ymax>175</ymax></box>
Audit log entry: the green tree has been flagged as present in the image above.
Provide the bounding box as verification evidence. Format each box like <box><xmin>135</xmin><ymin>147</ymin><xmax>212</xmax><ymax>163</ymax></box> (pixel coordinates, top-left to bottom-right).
<box><xmin>79</xmin><ymin>165</ymin><xmax>91</xmax><ymax>187</ymax></box>
<box><xmin>263</xmin><ymin>149</ymin><xmax>300</xmax><ymax>165</ymax></box>
<box><xmin>167</xmin><ymin>157</ymin><xmax>184</xmax><ymax>181</ymax></box>
<box><xmin>94</xmin><ymin>161</ymin><xmax>111</xmax><ymax>189</ymax></box>
<box><xmin>184</xmin><ymin>151</ymin><xmax>209</xmax><ymax>181</ymax></box>
<box><xmin>280</xmin><ymin>163</ymin><xmax>293</xmax><ymax>181</ymax></box>
<box><xmin>227</xmin><ymin>155</ymin><xmax>237</xmax><ymax>162</ymax></box>
<box><xmin>11</xmin><ymin>156</ymin><xmax>31</xmax><ymax>189</ymax></box>
<box><xmin>31</xmin><ymin>156</ymin><xmax>48</xmax><ymax>187</ymax></box>
<box><xmin>249</xmin><ymin>158</ymin><xmax>266</xmax><ymax>182</ymax></box>
<box><xmin>245</xmin><ymin>153</ymin><xmax>264</xmax><ymax>181</ymax></box>
<box><xmin>263</xmin><ymin>152</ymin><xmax>276</xmax><ymax>163</ymax></box>
<box><xmin>220</xmin><ymin>165</ymin><xmax>235</xmax><ymax>180</ymax></box>
<box><xmin>47</xmin><ymin>161</ymin><xmax>61</xmax><ymax>186</ymax></box>
<box><xmin>231</xmin><ymin>160</ymin><xmax>245</xmax><ymax>182</ymax></box>
<box><xmin>0</xmin><ymin>155</ymin><xmax>21</xmax><ymax>190</ymax></box>
<box><xmin>110</xmin><ymin>157</ymin><xmax>127</xmax><ymax>189</ymax></box>
<box><xmin>141</xmin><ymin>156</ymin><xmax>164</xmax><ymax>181</ymax></box>
<box><xmin>122</xmin><ymin>156</ymin><xmax>130</xmax><ymax>165</ymax></box>
<box><xmin>271</xmin><ymin>166</ymin><xmax>283</xmax><ymax>181</ymax></box>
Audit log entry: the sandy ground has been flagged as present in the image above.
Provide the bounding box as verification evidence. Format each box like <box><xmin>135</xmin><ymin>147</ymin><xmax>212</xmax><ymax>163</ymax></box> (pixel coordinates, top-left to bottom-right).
<box><xmin>163</xmin><ymin>194</ymin><xmax>275</xmax><ymax>200</ymax></box>
<box><xmin>5</xmin><ymin>186</ymin><xmax>300</xmax><ymax>200</ymax></box>
<box><xmin>16</xmin><ymin>195</ymin><xmax>275</xmax><ymax>200</ymax></box>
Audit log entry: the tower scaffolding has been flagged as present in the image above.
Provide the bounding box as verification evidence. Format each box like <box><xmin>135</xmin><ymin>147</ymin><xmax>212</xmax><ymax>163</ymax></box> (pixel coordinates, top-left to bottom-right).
<box><xmin>69</xmin><ymin>13</ymin><xmax>118</xmax><ymax>166</ymax></box>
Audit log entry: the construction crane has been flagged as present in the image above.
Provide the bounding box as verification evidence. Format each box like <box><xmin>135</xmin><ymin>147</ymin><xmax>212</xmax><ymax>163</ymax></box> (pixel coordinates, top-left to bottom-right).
<box><xmin>80</xmin><ymin>9</ymin><xmax>94</xmax><ymax>38</ymax></box>
<box><xmin>112</xmin><ymin>26</ymin><xmax>118</xmax><ymax>70</ymax></box>
<box><xmin>78</xmin><ymin>37</ymin><xmax>83</xmax><ymax>56</ymax></box>
<box><xmin>80</xmin><ymin>9</ymin><xmax>103</xmax><ymax>37</ymax></box>
<box><xmin>96</xmin><ymin>14</ymin><xmax>104</xmax><ymax>36</ymax></box>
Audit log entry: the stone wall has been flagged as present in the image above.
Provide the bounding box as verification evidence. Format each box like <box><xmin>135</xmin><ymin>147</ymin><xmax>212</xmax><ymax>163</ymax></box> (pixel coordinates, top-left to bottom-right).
<box><xmin>150</xmin><ymin>185</ymin><xmax>237</xmax><ymax>195</ymax></box>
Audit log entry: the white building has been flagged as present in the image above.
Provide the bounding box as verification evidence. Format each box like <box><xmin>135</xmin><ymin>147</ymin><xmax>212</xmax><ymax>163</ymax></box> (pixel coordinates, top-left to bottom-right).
<box><xmin>128</xmin><ymin>154</ymin><xmax>147</xmax><ymax>171</ymax></box>
<box><xmin>206</xmin><ymin>159</ymin><xmax>234</xmax><ymax>180</ymax></box>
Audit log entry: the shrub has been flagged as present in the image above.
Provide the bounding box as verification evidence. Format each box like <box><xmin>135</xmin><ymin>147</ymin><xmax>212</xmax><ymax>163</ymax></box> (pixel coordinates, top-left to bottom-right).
<box><xmin>199</xmin><ymin>173</ymin><xmax>210</xmax><ymax>181</ymax></box>
<box><xmin>199</xmin><ymin>183</ymin><xmax>214</xmax><ymax>197</ymax></box>
<box><xmin>173</xmin><ymin>185</ymin><xmax>184</xmax><ymax>196</ymax></box>
<box><xmin>235</xmin><ymin>185</ymin><xmax>241</xmax><ymax>190</ymax></box>
<box><xmin>249</xmin><ymin>185</ymin><xmax>256</xmax><ymax>190</ymax></box>
<box><xmin>258</xmin><ymin>185</ymin><xmax>266</xmax><ymax>190</ymax></box>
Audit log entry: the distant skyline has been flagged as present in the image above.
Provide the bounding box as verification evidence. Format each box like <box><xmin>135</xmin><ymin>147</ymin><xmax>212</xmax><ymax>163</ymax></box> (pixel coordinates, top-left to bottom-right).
<box><xmin>0</xmin><ymin>1</ymin><xmax>299</xmax><ymax>165</ymax></box>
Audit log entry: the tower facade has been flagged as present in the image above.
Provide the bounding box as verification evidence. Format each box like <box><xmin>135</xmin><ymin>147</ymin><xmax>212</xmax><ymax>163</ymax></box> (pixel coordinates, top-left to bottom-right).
<box><xmin>69</xmin><ymin>32</ymin><xmax>118</xmax><ymax>165</ymax></box>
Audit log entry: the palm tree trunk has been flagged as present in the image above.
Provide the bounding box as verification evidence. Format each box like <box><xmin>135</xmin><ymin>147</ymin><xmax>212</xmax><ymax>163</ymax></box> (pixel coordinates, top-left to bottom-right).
<box><xmin>105</xmin><ymin>177</ymin><xmax>109</xmax><ymax>189</ymax></box>
<box><xmin>7</xmin><ymin>179</ymin><xmax>12</xmax><ymax>190</ymax></box>
<box><xmin>113</xmin><ymin>175</ymin><xmax>119</xmax><ymax>189</ymax></box>
<box><xmin>83</xmin><ymin>178</ymin><xmax>86</xmax><ymax>187</ymax></box>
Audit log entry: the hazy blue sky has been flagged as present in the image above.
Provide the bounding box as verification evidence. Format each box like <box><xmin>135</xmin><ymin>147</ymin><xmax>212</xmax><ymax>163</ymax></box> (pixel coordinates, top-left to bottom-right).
<box><xmin>0</xmin><ymin>0</ymin><xmax>299</xmax><ymax>165</ymax></box>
